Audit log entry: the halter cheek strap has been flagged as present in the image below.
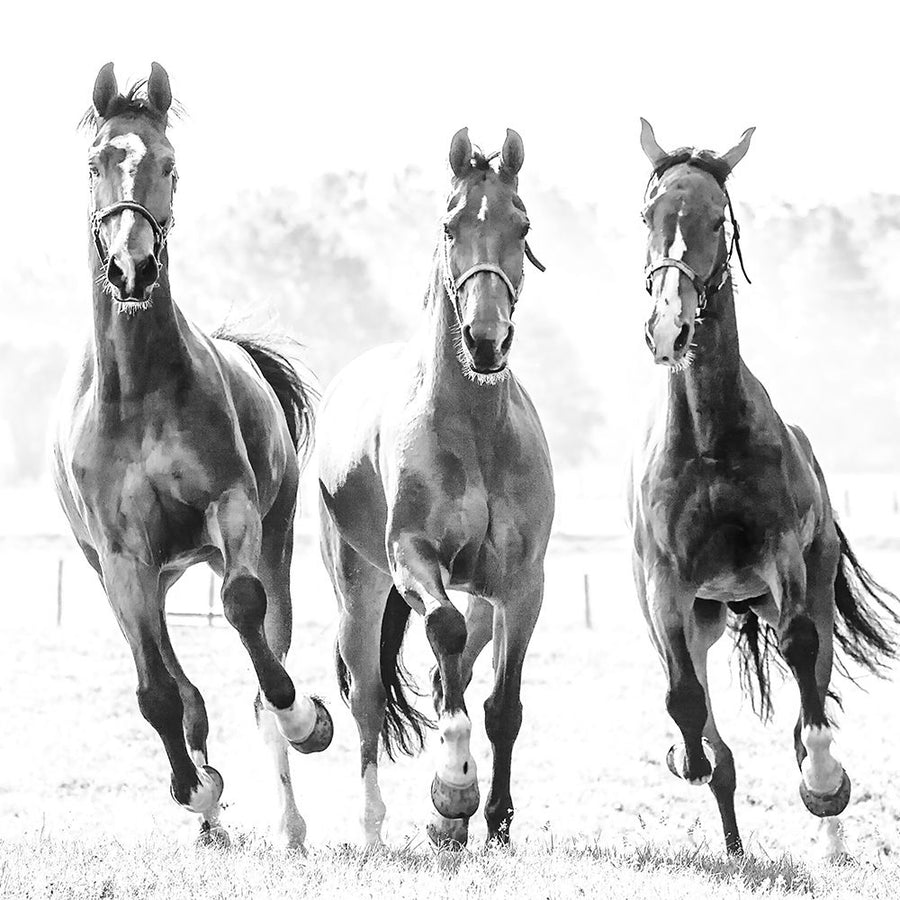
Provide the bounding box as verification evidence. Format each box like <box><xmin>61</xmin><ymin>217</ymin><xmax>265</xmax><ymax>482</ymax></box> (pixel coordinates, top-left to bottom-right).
<box><xmin>91</xmin><ymin>200</ymin><xmax>173</xmax><ymax>264</ymax></box>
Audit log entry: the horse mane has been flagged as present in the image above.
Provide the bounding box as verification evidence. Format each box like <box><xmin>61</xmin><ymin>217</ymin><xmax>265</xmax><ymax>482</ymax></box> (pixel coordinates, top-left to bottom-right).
<box><xmin>78</xmin><ymin>79</ymin><xmax>185</xmax><ymax>133</ymax></box>
<box><xmin>652</xmin><ymin>147</ymin><xmax>733</xmax><ymax>187</ymax></box>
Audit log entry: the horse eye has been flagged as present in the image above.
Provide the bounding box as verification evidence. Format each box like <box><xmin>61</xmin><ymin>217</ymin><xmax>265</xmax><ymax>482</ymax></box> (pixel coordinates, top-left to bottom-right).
<box><xmin>443</xmin><ymin>222</ymin><xmax>453</xmax><ymax>238</ymax></box>
<box><xmin>521</xmin><ymin>222</ymin><xmax>531</xmax><ymax>239</ymax></box>
<box><xmin>88</xmin><ymin>165</ymin><xmax>99</xmax><ymax>178</ymax></box>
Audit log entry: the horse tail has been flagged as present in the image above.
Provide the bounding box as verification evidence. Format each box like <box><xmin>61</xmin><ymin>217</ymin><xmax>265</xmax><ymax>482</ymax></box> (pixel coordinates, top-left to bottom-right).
<box><xmin>832</xmin><ymin>521</ymin><xmax>900</xmax><ymax>673</ymax></box>
<box><xmin>335</xmin><ymin>587</ymin><xmax>433</xmax><ymax>761</ymax></box>
<box><xmin>212</xmin><ymin>328</ymin><xmax>317</xmax><ymax>461</ymax></box>
<box><xmin>730</xmin><ymin>605</ymin><xmax>780</xmax><ymax>721</ymax></box>
<box><xmin>379</xmin><ymin>587</ymin><xmax>434</xmax><ymax>759</ymax></box>
<box><xmin>731</xmin><ymin>521</ymin><xmax>900</xmax><ymax>718</ymax></box>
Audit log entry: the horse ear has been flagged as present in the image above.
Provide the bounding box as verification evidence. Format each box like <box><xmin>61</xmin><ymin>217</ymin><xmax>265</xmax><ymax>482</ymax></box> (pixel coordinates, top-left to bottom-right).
<box><xmin>147</xmin><ymin>61</ymin><xmax>172</xmax><ymax>115</ymax></box>
<box><xmin>92</xmin><ymin>62</ymin><xmax>119</xmax><ymax>119</ymax></box>
<box><xmin>640</xmin><ymin>118</ymin><xmax>669</xmax><ymax>168</ymax></box>
<box><xmin>449</xmin><ymin>127</ymin><xmax>472</xmax><ymax>178</ymax></box>
<box><xmin>721</xmin><ymin>127</ymin><xmax>756</xmax><ymax>172</ymax></box>
<box><xmin>500</xmin><ymin>128</ymin><xmax>524</xmax><ymax>178</ymax></box>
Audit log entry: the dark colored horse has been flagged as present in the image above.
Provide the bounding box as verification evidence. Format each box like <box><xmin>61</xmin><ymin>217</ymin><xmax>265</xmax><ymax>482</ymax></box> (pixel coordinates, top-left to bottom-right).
<box><xmin>629</xmin><ymin>119</ymin><xmax>899</xmax><ymax>857</ymax></box>
<box><xmin>317</xmin><ymin>128</ymin><xmax>553</xmax><ymax>847</ymax></box>
<box><xmin>52</xmin><ymin>62</ymin><xmax>331</xmax><ymax>848</ymax></box>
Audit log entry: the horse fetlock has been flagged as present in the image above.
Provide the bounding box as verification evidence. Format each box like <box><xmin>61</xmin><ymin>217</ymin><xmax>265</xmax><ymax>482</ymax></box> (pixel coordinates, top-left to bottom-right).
<box><xmin>276</xmin><ymin>810</ymin><xmax>307</xmax><ymax>852</ymax></box>
<box><xmin>281</xmin><ymin>696</ymin><xmax>333</xmax><ymax>754</ymax></box>
<box><xmin>173</xmin><ymin>764</ymin><xmax>224</xmax><ymax>814</ymax></box>
<box><xmin>426</xmin><ymin>812</ymin><xmax>470</xmax><ymax>850</ymax></box>
<box><xmin>666</xmin><ymin>739</ymin><xmax>713</xmax><ymax>785</ymax></box>
<box><xmin>222</xmin><ymin>573</ymin><xmax>267</xmax><ymax>633</ymax></box>
<box><xmin>425</xmin><ymin>606</ymin><xmax>467</xmax><ymax>656</ymax></box>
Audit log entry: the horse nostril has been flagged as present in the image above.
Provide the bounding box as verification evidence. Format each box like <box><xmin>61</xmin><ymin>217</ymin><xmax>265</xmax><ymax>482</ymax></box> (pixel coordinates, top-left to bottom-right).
<box><xmin>674</xmin><ymin>324</ymin><xmax>690</xmax><ymax>353</ymax></box>
<box><xmin>644</xmin><ymin>322</ymin><xmax>656</xmax><ymax>352</ymax></box>
<box><xmin>106</xmin><ymin>258</ymin><xmax>126</xmax><ymax>292</ymax></box>
<box><xmin>134</xmin><ymin>255</ymin><xmax>159</xmax><ymax>292</ymax></box>
<box><xmin>500</xmin><ymin>327</ymin><xmax>514</xmax><ymax>354</ymax></box>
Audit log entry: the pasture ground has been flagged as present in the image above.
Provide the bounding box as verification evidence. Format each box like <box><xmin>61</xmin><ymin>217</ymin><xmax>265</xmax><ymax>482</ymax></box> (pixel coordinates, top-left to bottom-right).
<box><xmin>1</xmin><ymin>519</ymin><xmax>899</xmax><ymax>897</ymax></box>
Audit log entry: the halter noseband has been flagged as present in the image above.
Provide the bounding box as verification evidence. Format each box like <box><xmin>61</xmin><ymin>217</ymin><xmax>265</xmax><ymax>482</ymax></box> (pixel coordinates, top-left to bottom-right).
<box><xmin>643</xmin><ymin>168</ymin><xmax>750</xmax><ymax>312</ymax></box>
<box><xmin>441</xmin><ymin>235</ymin><xmax>545</xmax><ymax>323</ymax></box>
<box><xmin>91</xmin><ymin>200</ymin><xmax>173</xmax><ymax>264</ymax></box>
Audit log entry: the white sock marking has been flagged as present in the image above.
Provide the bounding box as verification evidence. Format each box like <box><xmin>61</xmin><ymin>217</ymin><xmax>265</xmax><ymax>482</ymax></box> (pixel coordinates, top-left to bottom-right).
<box><xmin>801</xmin><ymin>725</ymin><xmax>844</xmax><ymax>795</ymax></box>
<box><xmin>361</xmin><ymin>763</ymin><xmax>386</xmax><ymax>846</ymax></box>
<box><xmin>436</xmin><ymin>710</ymin><xmax>476</xmax><ymax>787</ymax></box>
<box><xmin>263</xmin><ymin>694</ymin><xmax>317</xmax><ymax>744</ymax></box>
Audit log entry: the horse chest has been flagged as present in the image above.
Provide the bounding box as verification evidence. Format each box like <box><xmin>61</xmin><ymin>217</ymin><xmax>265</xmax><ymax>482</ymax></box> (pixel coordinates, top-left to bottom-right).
<box><xmin>72</xmin><ymin>424</ymin><xmax>210</xmax><ymax>556</ymax></box>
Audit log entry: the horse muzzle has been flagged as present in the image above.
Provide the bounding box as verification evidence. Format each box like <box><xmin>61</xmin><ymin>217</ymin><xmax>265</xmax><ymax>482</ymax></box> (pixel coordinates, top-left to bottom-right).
<box><xmin>645</xmin><ymin>310</ymin><xmax>693</xmax><ymax>367</ymax></box>
<box><xmin>461</xmin><ymin>321</ymin><xmax>514</xmax><ymax>374</ymax></box>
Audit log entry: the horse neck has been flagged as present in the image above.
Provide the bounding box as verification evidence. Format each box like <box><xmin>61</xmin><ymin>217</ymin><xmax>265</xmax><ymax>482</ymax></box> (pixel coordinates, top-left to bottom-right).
<box><xmin>667</xmin><ymin>277</ymin><xmax>746</xmax><ymax>454</ymax></box>
<box><xmin>90</xmin><ymin>246</ymin><xmax>191</xmax><ymax>404</ymax></box>
<box><xmin>420</xmin><ymin>254</ymin><xmax>511</xmax><ymax>420</ymax></box>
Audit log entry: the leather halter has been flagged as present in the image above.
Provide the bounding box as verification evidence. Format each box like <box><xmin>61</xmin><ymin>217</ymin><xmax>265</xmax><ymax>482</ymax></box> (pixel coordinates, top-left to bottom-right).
<box><xmin>91</xmin><ymin>200</ymin><xmax>173</xmax><ymax>264</ymax></box>
<box><xmin>643</xmin><ymin>175</ymin><xmax>750</xmax><ymax>312</ymax></box>
<box><xmin>441</xmin><ymin>235</ymin><xmax>545</xmax><ymax>323</ymax></box>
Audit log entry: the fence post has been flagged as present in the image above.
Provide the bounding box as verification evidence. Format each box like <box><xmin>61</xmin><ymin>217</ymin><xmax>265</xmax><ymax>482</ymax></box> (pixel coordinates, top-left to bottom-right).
<box><xmin>208</xmin><ymin>570</ymin><xmax>216</xmax><ymax>627</ymax></box>
<box><xmin>56</xmin><ymin>558</ymin><xmax>64</xmax><ymax>627</ymax></box>
<box><xmin>583</xmin><ymin>573</ymin><xmax>592</xmax><ymax>630</ymax></box>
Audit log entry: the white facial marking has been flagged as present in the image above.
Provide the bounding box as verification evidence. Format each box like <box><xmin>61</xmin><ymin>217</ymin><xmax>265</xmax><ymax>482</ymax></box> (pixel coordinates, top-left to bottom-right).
<box><xmin>477</xmin><ymin>195</ymin><xmax>489</xmax><ymax>222</ymax></box>
<box><xmin>801</xmin><ymin>724</ymin><xmax>844</xmax><ymax>795</ymax></box>
<box><xmin>436</xmin><ymin>709</ymin><xmax>477</xmax><ymax>787</ymax></box>
<box><xmin>108</xmin><ymin>133</ymin><xmax>147</xmax><ymax>201</ymax></box>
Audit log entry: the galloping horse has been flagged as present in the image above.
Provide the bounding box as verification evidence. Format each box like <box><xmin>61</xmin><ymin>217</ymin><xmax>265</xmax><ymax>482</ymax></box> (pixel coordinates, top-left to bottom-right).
<box><xmin>52</xmin><ymin>62</ymin><xmax>331</xmax><ymax>848</ymax></box>
<box><xmin>629</xmin><ymin>120</ymin><xmax>899</xmax><ymax>857</ymax></box>
<box><xmin>317</xmin><ymin>128</ymin><xmax>553</xmax><ymax>847</ymax></box>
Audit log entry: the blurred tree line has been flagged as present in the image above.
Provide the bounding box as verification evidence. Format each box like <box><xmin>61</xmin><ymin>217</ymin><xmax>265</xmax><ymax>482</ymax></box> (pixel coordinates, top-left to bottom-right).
<box><xmin>1</xmin><ymin>174</ymin><xmax>898</xmax><ymax>486</ymax></box>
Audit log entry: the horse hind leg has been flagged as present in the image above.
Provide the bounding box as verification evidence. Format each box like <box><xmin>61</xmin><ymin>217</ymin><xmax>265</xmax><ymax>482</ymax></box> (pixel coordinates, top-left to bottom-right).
<box><xmin>329</xmin><ymin>536</ymin><xmax>394</xmax><ymax>846</ymax></box>
<box><xmin>158</xmin><ymin>615</ymin><xmax>228</xmax><ymax>846</ymax></box>
<box><xmin>252</xmin><ymin>504</ymin><xmax>313</xmax><ymax>851</ymax></box>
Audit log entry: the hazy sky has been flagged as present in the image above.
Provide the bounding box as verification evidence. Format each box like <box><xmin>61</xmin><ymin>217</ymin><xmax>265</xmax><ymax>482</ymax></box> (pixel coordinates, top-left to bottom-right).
<box><xmin>1</xmin><ymin>0</ymin><xmax>895</xmax><ymax>250</ymax></box>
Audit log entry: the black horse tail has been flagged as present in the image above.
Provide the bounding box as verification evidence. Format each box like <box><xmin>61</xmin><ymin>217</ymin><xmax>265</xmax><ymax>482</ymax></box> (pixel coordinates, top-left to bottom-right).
<box><xmin>731</xmin><ymin>521</ymin><xmax>900</xmax><ymax>720</ymax></box>
<box><xmin>212</xmin><ymin>328</ymin><xmax>317</xmax><ymax>462</ymax></box>
<box><xmin>335</xmin><ymin>587</ymin><xmax>433</xmax><ymax>761</ymax></box>
<box><xmin>832</xmin><ymin>521</ymin><xmax>900</xmax><ymax>673</ymax></box>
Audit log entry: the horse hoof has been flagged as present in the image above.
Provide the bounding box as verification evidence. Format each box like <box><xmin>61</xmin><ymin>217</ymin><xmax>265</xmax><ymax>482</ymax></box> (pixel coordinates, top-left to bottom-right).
<box><xmin>197</xmin><ymin>821</ymin><xmax>230</xmax><ymax>849</ymax></box>
<box><xmin>666</xmin><ymin>741</ymin><xmax>712</xmax><ymax>785</ymax></box>
<box><xmin>426</xmin><ymin>813</ymin><xmax>469</xmax><ymax>849</ymax></box>
<box><xmin>800</xmin><ymin>769</ymin><xmax>851</xmax><ymax>818</ymax></box>
<box><xmin>431</xmin><ymin>774</ymin><xmax>480</xmax><ymax>819</ymax></box>
<box><xmin>290</xmin><ymin>697</ymin><xmax>333</xmax><ymax>754</ymax></box>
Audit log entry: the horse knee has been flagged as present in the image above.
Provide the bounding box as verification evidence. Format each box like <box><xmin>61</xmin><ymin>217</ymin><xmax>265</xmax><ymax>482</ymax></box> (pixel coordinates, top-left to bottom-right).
<box><xmin>137</xmin><ymin>671</ymin><xmax>183</xmax><ymax>734</ymax></box>
<box><xmin>223</xmin><ymin>573</ymin><xmax>267</xmax><ymax>635</ymax></box>
<box><xmin>425</xmin><ymin>605</ymin><xmax>467</xmax><ymax>656</ymax></box>
<box><xmin>780</xmin><ymin>616</ymin><xmax>819</xmax><ymax>672</ymax></box>
<box><xmin>484</xmin><ymin>695</ymin><xmax>522</xmax><ymax>746</ymax></box>
<box><xmin>665</xmin><ymin>677</ymin><xmax>707</xmax><ymax>736</ymax></box>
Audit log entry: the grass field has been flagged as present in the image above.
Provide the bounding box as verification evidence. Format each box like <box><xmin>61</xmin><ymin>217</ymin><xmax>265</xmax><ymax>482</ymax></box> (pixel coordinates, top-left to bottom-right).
<box><xmin>1</xmin><ymin>515</ymin><xmax>899</xmax><ymax>898</ymax></box>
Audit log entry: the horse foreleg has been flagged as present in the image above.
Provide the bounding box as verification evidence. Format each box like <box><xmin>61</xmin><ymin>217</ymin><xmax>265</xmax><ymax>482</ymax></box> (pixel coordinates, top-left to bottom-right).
<box><xmin>779</xmin><ymin>538</ymin><xmax>851</xmax><ymax>855</ymax></box>
<box><xmin>391</xmin><ymin>540</ymin><xmax>478</xmax><ymax>846</ymax></box>
<box><xmin>103</xmin><ymin>555</ymin><xmax>223</xmax><ymax>832</ymax></box>
<box><xmin>483</xmin><ymin>581</ymin><xmax>542</xmax><ymax>845</ymax></box>
<box><xmin>686</xmin><ymin>600</ymin><xmax>742</xmax><ymax>856</ymax></box>
<box><xmin>431</xmin><ymin>594</ymin><xmax>494</xmax><ymax>708</ymax></box>
<box><xmin>158</xmin><ymin>616</ymin><xmax>227</xmax><ymax>846</ymax></box>
<box><xmin>645</xmin><ymin>573</ymin><xmax>714</xmax><ymax>787</ymax></box>
<box><xmin>207</xmin><ymin>489</ymin><xmax>332</xmax><ymax>758</ymax></box>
